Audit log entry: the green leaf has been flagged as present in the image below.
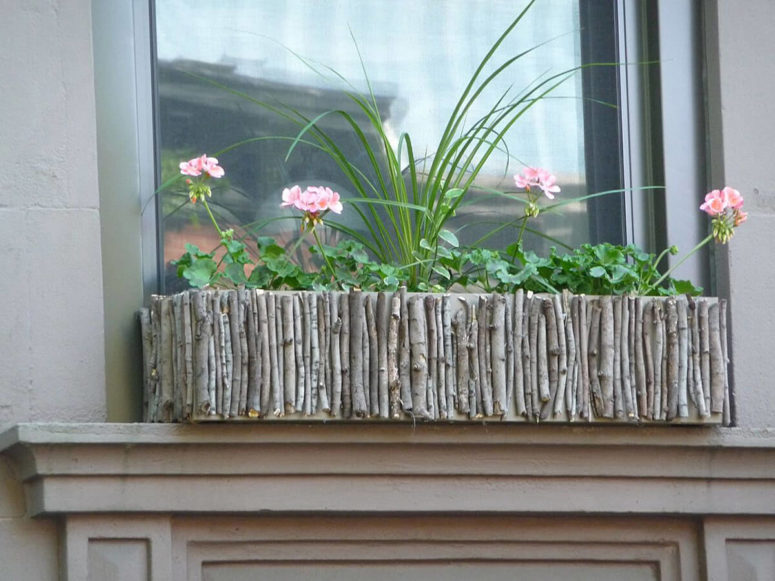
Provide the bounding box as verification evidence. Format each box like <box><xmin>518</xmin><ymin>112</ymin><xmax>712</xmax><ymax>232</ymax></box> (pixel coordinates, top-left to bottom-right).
<box><xmin>181</xmin><ymin>258</ymin><xmax>218</xmax><ymax>288</ymax></box>
<box><xmin>224</xmin><ymin>263</ymin><xmax>247</xmax><ymax>285</ymax></box>
<box><xmin>419</xmin><ymin>238</ymin><xmax>434</xmax><ymax>251</ymax></box>
<box><xmin>589</xmin><ymin>266</ymin><xmax>606</xmax><ymax>278</ymax></box>
<box><xmin>432</xmin><ymin>264</ymin><xmax>451</xmax><ymax>280</ymax></box>
<box><xmin>438</xmin><ymin>229</ymin><xmax>460</xmax><ymax>248</ymax></box>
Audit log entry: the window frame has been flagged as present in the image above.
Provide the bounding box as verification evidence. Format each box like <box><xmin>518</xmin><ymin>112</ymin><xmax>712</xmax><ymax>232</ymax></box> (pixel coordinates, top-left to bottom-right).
<box><xmin>92</xmin><ymin>0</ymin><xmax>709</xmax><ymax>419</ymax></box>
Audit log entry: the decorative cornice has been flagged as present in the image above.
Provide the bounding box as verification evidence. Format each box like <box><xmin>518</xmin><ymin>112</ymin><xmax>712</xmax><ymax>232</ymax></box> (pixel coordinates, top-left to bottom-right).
<box><xmin>2</xmin><ymin>423</ymin><xmax>775</xmax><ymax>517</ymax></box>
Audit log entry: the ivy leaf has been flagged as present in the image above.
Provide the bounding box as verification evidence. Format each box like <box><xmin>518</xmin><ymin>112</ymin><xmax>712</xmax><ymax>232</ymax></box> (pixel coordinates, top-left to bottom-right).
<box><xmin>438</xmin><ymin>229</ymin><xmax>460</xmax><ymax>248</ymax></box>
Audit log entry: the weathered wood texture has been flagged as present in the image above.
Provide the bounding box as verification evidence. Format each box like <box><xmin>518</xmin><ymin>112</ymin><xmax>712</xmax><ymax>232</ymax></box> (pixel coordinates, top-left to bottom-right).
<box><xmin>141</xmin><ymin>290</ymin><xmax>728</xmax><ymax>424</ymax></box>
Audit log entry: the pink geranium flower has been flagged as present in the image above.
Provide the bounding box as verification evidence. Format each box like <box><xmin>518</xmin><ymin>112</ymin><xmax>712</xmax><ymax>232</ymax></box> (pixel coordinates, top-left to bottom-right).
<box><xmin>701</xmin><ymin>186</ymin><xmax>746</xmax><ymax>243</ymax></box>
<box><xmin>179</xmin><ymin>154</ymin><xmax>225</xmax><ymax>203</ymax></box>
<box><xmin>514</xmin><ymin>167</ymin><xmax>561</xmax><ymax>200</ymax></box>
<box><xmin>280</xmin><ymin>184</ymin><xmax>343</xmax><ymax>230</ymax></box>
<box><xmin>722</xmin><ymin>186</ymin><xmax>743</xmax><ymax>209</ymax></box>
<box><xmin>700</xmin><ymin>189</ymin><xmax>727</xmax><ymax>216</ymax></box>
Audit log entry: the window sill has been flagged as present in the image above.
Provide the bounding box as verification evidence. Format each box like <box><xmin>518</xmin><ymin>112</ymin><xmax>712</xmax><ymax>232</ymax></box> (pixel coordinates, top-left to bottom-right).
<box><xmin>2</xmin><ymin>422</ymin><xmax>774</xmax><ymax>517</ymax></box>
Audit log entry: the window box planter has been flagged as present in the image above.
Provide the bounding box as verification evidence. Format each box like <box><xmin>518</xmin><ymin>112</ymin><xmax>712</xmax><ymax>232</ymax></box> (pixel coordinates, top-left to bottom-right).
<box><xmin>140</xmin><ymin>289</ymin><xmax>729</xmax><ymax>424</ymax></box>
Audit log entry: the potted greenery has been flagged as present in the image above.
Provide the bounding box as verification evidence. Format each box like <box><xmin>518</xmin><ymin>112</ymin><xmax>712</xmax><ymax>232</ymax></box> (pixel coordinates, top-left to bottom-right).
<box><xmin>140</xmin><ymin>2</ymin><xmax>741</xmax><ymax>425</ymax></box>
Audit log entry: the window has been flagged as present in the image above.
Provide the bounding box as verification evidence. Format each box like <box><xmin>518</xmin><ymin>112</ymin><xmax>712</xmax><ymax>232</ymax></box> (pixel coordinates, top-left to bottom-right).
<box><xmin>152</xmin><ymin>0</ymin><xmax>627</xmax><ymax>293</ymax></box>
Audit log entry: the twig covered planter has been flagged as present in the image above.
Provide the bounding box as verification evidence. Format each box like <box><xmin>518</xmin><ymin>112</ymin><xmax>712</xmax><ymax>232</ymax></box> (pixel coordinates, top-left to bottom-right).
<box><xmin>139</xmin><ymin>289</ymin><xmax>729</xmax><ymax>424</ymax></box>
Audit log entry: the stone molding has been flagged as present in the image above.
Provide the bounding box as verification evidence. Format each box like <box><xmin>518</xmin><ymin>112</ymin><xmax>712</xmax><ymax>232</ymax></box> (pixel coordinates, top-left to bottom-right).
<box><xmin>2</xmin><ymin>423</ymin><xmax>775</xmax><ymax>517</ymax></box>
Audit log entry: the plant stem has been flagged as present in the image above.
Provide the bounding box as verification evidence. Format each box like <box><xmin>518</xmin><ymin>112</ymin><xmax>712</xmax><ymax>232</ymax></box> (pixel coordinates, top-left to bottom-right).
<box><xmin>646</xmin><ymin>234</ymin><xmax>713</xmax><ymax>293</ymax></box>
<box><xmin>510</xmin><ymin>215</ymin><xmax>529</xmax><ymax>263</ymax></box>
<box><xmin>312</xmin><ymin>227</ymin><xmax>337</xmax><ymax>286</ymax></box>
<box><xmin>201</xmin><ymin>197</ymin><xmax>225</xmax><ymax>239</ymax></box>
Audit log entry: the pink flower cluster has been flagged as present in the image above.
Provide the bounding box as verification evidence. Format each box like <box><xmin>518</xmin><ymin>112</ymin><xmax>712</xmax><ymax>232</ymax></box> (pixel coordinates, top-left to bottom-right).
<box><xmin>179</xmin><ymin>154</ymin><xmax>225</xmax><ymax>179</ymax></box>
<box><xmin>700</xmin><ymin>187</ymin><xmax>747</xmax><ymax>225</ymax></box>
<box><xmin>281</xmin><ymin>185</ymin><xmax>343</xmax><ymax>216</ymax></box>
<box><xmin>514</xmin><ymin>167</ymin><xmax>561</xmax><ymax>199</ymax></box>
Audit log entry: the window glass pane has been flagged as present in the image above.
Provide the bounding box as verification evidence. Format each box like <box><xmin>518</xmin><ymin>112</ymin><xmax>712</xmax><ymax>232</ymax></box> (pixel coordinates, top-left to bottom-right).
<box><xmin>155</xmin><ymin>0</ymin><xmax>621</xmax><ymax>292</ymax></box>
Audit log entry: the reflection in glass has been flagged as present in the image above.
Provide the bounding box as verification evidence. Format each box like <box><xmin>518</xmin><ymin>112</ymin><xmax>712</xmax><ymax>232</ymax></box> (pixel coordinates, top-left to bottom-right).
<box><xmin>155</xmin><ymin>0</ymin><xmax>618</xmax><ymax>292</ymax></box>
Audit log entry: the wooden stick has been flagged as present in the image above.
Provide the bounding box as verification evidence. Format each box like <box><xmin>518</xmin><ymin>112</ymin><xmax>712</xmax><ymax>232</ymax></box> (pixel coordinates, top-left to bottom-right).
<box><xmin>677</xmin><ymin>297</ymin><xmax>690</xmax><ymax>418</ymax></box>
<box><xmin>642</xmin><ymin>299</ymin><xmax>654</xmax><ymax>420</ymax></box>
<box><xmin>521</xmin><ymin>294</ymin><xmax>533</xmax><ymax>420</ymax></box>
<box><xmin>361</xmin><ymin>304</ymin><xmax>370</xmax><ymax>414</ymax></box>
<box><xmin>528</xmin><ymin>295</ymin><xmax>541</xmax><ymax>416</ymax></box>
<box><xmin>720</xmin><ymin>299</ymin><xmax>731</xmax><ymax>425</ymax></box>
<box><xmin>467</xmin><ymin>300</ymin><xmax>481</xmax><ymax>418</ymax></box>
<box><xmin>514</xmin><ymin>290</ymin><xmax>526</xmax><ymax>417</ymax></box>
<box><xmin>708</xmin><ymin>301</ymin><xmax>725</xmax><ymax>414</ymax></box>
<box><xmin>453</xmin><ymin>306</ymin><xmax>470</xmax><ymax>416</ymax></box>
<box><xmin>689</xmin><ymin>298</ymin><xmax>707</xmax><ymax>417</ymax></box>
<box><xmin>618</xmin><ymin>296</ymin><xmax>633</xmax><ymax>419</ymax></box>
<box><xmin>612</xmin><ymin>296</ymin><xmax>624</xmax><ymax>419</ymax></box>
<box><xmin>627</xmin><ymin>297</ymin><xmax>638</xmax><ymax>419</ymax></box>
<box><xmin>553</xmin><ymin>294</ymin><xmax>568</xmax><ymax>417</ymax></box>
<box><xmin>221</xmin><ymin>311</ymin><xmax>233</xmax><ymax>419</ymax></box>
<box><xmin>542</xmin><ymin>297</ymin><xmax>559</xmax><ymax>419</ymax></box>
<box><xmin>537</xmin><ymin>306</ymin><xmax>550</xmax><ymax>417</ymax></box>
<box><xmin>398</xmin><ymin>287</ymin><xmax>411</xmax><ymax>413</ymax></box>
<box><xmin>293</xmin><ymin>294</ymin><xmax>305</xmax><ymax>413</ymax></box>
<box><xmin>274</xmin><ymin>293</ymin><xmax>284</xmax><ymax>405</ymax></box>
<box><xmin>587</xmin><ymin>301</ymin><xmax>603</xmax><ymax>418</ymax></box>
<box><xmin>191</xmin><ymin>290</ymin><xmax>212</xmax><ymax>417</ymax></box>
<box><xmin>316</xmin><ymin>293</ymin><xmax>331</xmax><ymax>414</ymax></box>
<box><xmin>435</xmin><ymin>296</ymin><xmax>447</xmax><ymax>419</ymax></box>
<box><xmin>225</xmin><ymin>291</ymin><xmax>239</xmax><ymax>418</ymax></box>
<box><xmin>365</xmin><ymin>295</ymin><xmax>379</xmax><ymax>416</ymax></box>
<box><xmin>634</xmin><ymin>298</ymin><xmax>647</xmax><ymax>418</ymax></box>
<box><xmin>308</xmin><ymin>293</ymin><xmax>321</xmax><ymax>414</ymax></box>
<box><xmin>256</xmin><ymin>292</ymin><xmax>271</xmax><ymax>416</ymax></box>
<box><xmin>148</xmin><ymin>296</ymin><xmax>161</xmax><ymax>422</ymax></box>
<box><xmin>424</xmin><ymin>295</ymin><xmax>438</xmax><ymax>419</ymax></box>
<box><xmin>409</xmin><ymin>295</ymin><xmax>431</xmax><ymax>419</ymax></box>
<box><xmin>491</xmin><ymin>293</ymin><xmax>507</xmax><ymax>416</ymax></box>
<box><xmin>211</xmin><ymin>293</ymin><xmax>223</xmax><ymax>416</ymax></box>
<box><xmin>563</xmin><ymin>291</ymin><xmax>576</xmax><ymax>419</ymax></box>
<box><xmin>264</xmin><ymin>292</ymin><xmax>280</xmax><ymax>416</ymax></box>
<box><xmin>245</xmin><ymin>291</ymin><xmax>260</xmax><ymax>417</ymax></box>
<box><xmin>577</xmin><ymin>296</ymin><xmax>590</xmax><ymax>420</ymax></box>
<box><xmin>442</xmin><ymin>295</ymin><xmax>454</xmax><ymax>416</ymax></box>
<box><xmin>349</xmin><ymin>290</ymin><xmax>367</xmax><ymax>417</ymax></box>
<box><xmin>477</xmin><ymin>296</ymin><xmax>492</xmax><ymax>416</ymax></box>
<box><xmin>329</xmin><ymin>293</ymin><xmax>342</xmax><ymax>417</ymax></box>
<box><xmin>238</xmin><ymin>291</ymin><xmax>250</xmax><ymax>416</ymax></box>
<box><xmin>698</xmin><ymin>299</ymin><xmax>711</xmax><ymax>415</ymax></box>
<box><xmin>652</xmin><ymin>301</ymin><xmax>664</xmax><ymax>421</ymax></box>
<box><xmin>174</xmin><ymin>294</ymin><xmax>188</xmax><ymax>420</ymax></box>
<box><xmin>598</xmin><ymin>296</ymin><xmax>614</xmax><ymax>418</ymax></box>
<box><xmin>570</xmin><ymin>295</ymin><xmax>581</xmax><ymax>420</ymax></box>
<box><xmin>302</xmin><ymin>292</ymin><xmax>313</xmax><ymax>416</ymax></box>
<box><xmin>339</xmin><ymin>293</ymin><xmax>351</xmax><ymax>418</ymax></box>
<box><xmin>377</xmin><ymin>292</ymin><xmax>390</xmax><ymax>418</ymax></box>
<box><xmin>280</xmin><ymin>295</ymin><xmax>295</xmax><ymax>415</ymax></box>
<box><xmin>388</xmin><ymin>293</ymin><xmax>401</xmax><ymax>418</ymax></box>
<box><xmin>666</xmin><ymin>298</ymin><xmax>679</xmax><ymax>420</ymax></box>
<box><xmin>139</xmin><ymin>308</ymin><xmax>153</xmax><ymax>422</ymax></box>
<box><xmin>159</xmin><ymin>297</ymin><xmax>174</xmax><ymax>421</ymax></box>
<box><xmin>505</xmin><ymin>293</ymin><xmax>514</xmax><ymax>413</ymax></box>
<box><xmin>182</xmin><ymin>291</ymin><xmax>194</xmax><ymax>419</ymax></box>
<box><xmin>323</xmin><ymin>293</ymin><xmax>332</xmax><ymax>405</ymax></box>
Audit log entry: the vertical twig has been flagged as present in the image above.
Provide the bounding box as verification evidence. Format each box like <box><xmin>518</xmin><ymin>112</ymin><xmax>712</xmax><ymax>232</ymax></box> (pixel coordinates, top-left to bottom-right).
<box><xmin>720</xmin><ymin>299</ymin><xmax>731</xmax><ymax>425</ymax></box>
<box><xmin>666</xmin><ymin>298</ymin><xmax>680</xmax><ymax>420</ymax></box>
<box><xmin>612</xmin><ymin>296</ymin><xmax>624</xmax><ymax>419</ymax></box>
<box><xmin>219</xmin><ymin>294</ymin><xmax>231</xmax><ymax>417</ymax></box>
<box><xmin>642</xmin><ymin>299</ymin><xmax>654</xmax><ymax>420</ymax></box>
<box><xmin>139</xmin><ymin>308</ymin><xmax>153</xmax><ymax>422</ymax></box>
<box><xmin>349</xmin><ymin>290</ymin><xmax>367</xmax><ymax>417</ymax></box>
<box><xmin>708</xmin><ymin>301</ymin><xmax>725</xmax><ymax>414</ymax></box>
<box><xmin>308</xmin><ymin>293</ymin><xmax>321</xmax><ymax>414</ymax></box>
<box><xmin>388</xmin><ymin>293</ymin><xmax>401</xmax><ymax>418</ymax></box>
<box><xmin>620</xmin><ymin>296</ymin><xmax>634</xmax><ymax>419</ymax></box>
<box><xmin>183</xmin><ymin>292</ymin><xmax>194</xmax><ymax>419</ymax></box>
<box><xmin>211</xmin><ymin>293</ymin><xmax>223</xmax><ymax>417</ymax></box>
<box><xmin>293</xmin><ymin>294</ymin><xmax>305</xmax><ymax>413</ymax></box>
<box><xmin>409</xmin><ymin>295</ymin><xmax>431</xmax><ymax>419</ymax></box>
<box><xmin>191</xmin><ymin>290</ymin><xmax>212</xmax><ymax>417</ymax></box>
<box><xmin>159</xmin><ymin>297</ymin><xmax>174</xmax><ymax>422</ymax></box>
<box><xmin>398</xmin><ymin>286</ymin><xmax>411</xmax><ymax>413</ymax></box>
<box><xmin>424</xmin><ymin>295</ymin><xmax>438</xmax><ymax>419</ymax></box>
<box><xmin>329</xmin><ymin>293</ymin><xmax>342</xmax><ymax>417</ymax></box>
<box><xmin>339</xmin><ymin>293</ymin><xmax>351</xmax><ymax>418</ymax></box>
<box><xmin>514</xmin><ymin>290</ymin><xmax>526</xmax><ymax>417</ymax></box>
<box><xmin>528</xmin><ymin>295</ymin><xmax>541</xmax><ymax>417</ymax></box>
<box><xmin>318</xmin><ymin>293</ymin><xmax>331</xmax><ymax>414</ymax></box>
<box><xmin>281</xmin><ymin>295</ymin><xmax>296</xmax><ymax>415</ymax></box>
<box><xmin>698</xmin><ymin>299</ymin><xmax>711</xmax><ymax>415</ymax></box>
<box><xmin>587</xmin><ymin>300</ymin><xmax>603</xmax><ymax>418</ymax></box>
<box><xmin>652</xmin><ymin>301</ymin><xmax>664</xmax><ymax>421</ymax></box>
<box><xmin>246</xmin><ymin>291</ymin><xmax>261</xmax><ymax>417</ymax></box>
<box><xmin>477</xmin><ymin>296</ymin><xmax>492</xmax><ymax>416</ymax></box>
<box><xmin>542</xmin><ymin>297</ymin><xmax>559</xmax><ymax>419</ymax></box>
<box><xmin>377</xmin><ymin>292</ymin><xmax>390</xmax><ymax>419</ymax></box>
<box><xmin>552</xmin><ymin>294</ymin><xmax>568</xmax><ymax>418</ymax></box>
<box><xmin>453</xmin><ymin>306</ymin><xmax>470</xmax><ymax>416</ymax></box>
<box><xmin>467</xmin><ymin>300</ymin><xmax>481</xmax><ymax>418</ymax></box>
<box><xmin>598</xmin><ymin>296</ymin><xmax>614</xmax><ymax>418</ymax></box>
<box><xmin>257</xmin><ymin>292</ymin><xmax>272</xmax><ymax>415</ymax></box>
<box><xmin>435</xmin><ymin>296</ymin><xmax>447</xmax><ymax>419</ymax></box>
<box><xmin>442</xmin><ymin>295</ymin><xmax>455</xmax><ymax>416</ymax></box>
<box><xmin>266</xmin><ymin>293</ymin><xmax>282</xmax><ymax>416</ymax></box>
<box><xmin>365</xmin><ymin>294</ymin><xmax>379</xmax><ymax>416</ymax></box>
<box><xmin>689</xmin><ymin>298</ymin><xmax>708</xmax><ymax>416</ymax></box>
<box><xmin>537</xmin><ymin>305</ymin><xmax>550</xmax><ymax>416</ymax></box>
<box><xmin>491</xmin><ymin>293</ymin><xmax>507</xmax><ymax>416</ymax></box>
<box><xmin>505</xmin><ymin>293</ymin><xmax>514</xmax><ymax>413</ymax></box>
<box><xmin>577</xmin><ymin>296</ymin><xmax>589</xmax><ymax>419</ymax></box>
